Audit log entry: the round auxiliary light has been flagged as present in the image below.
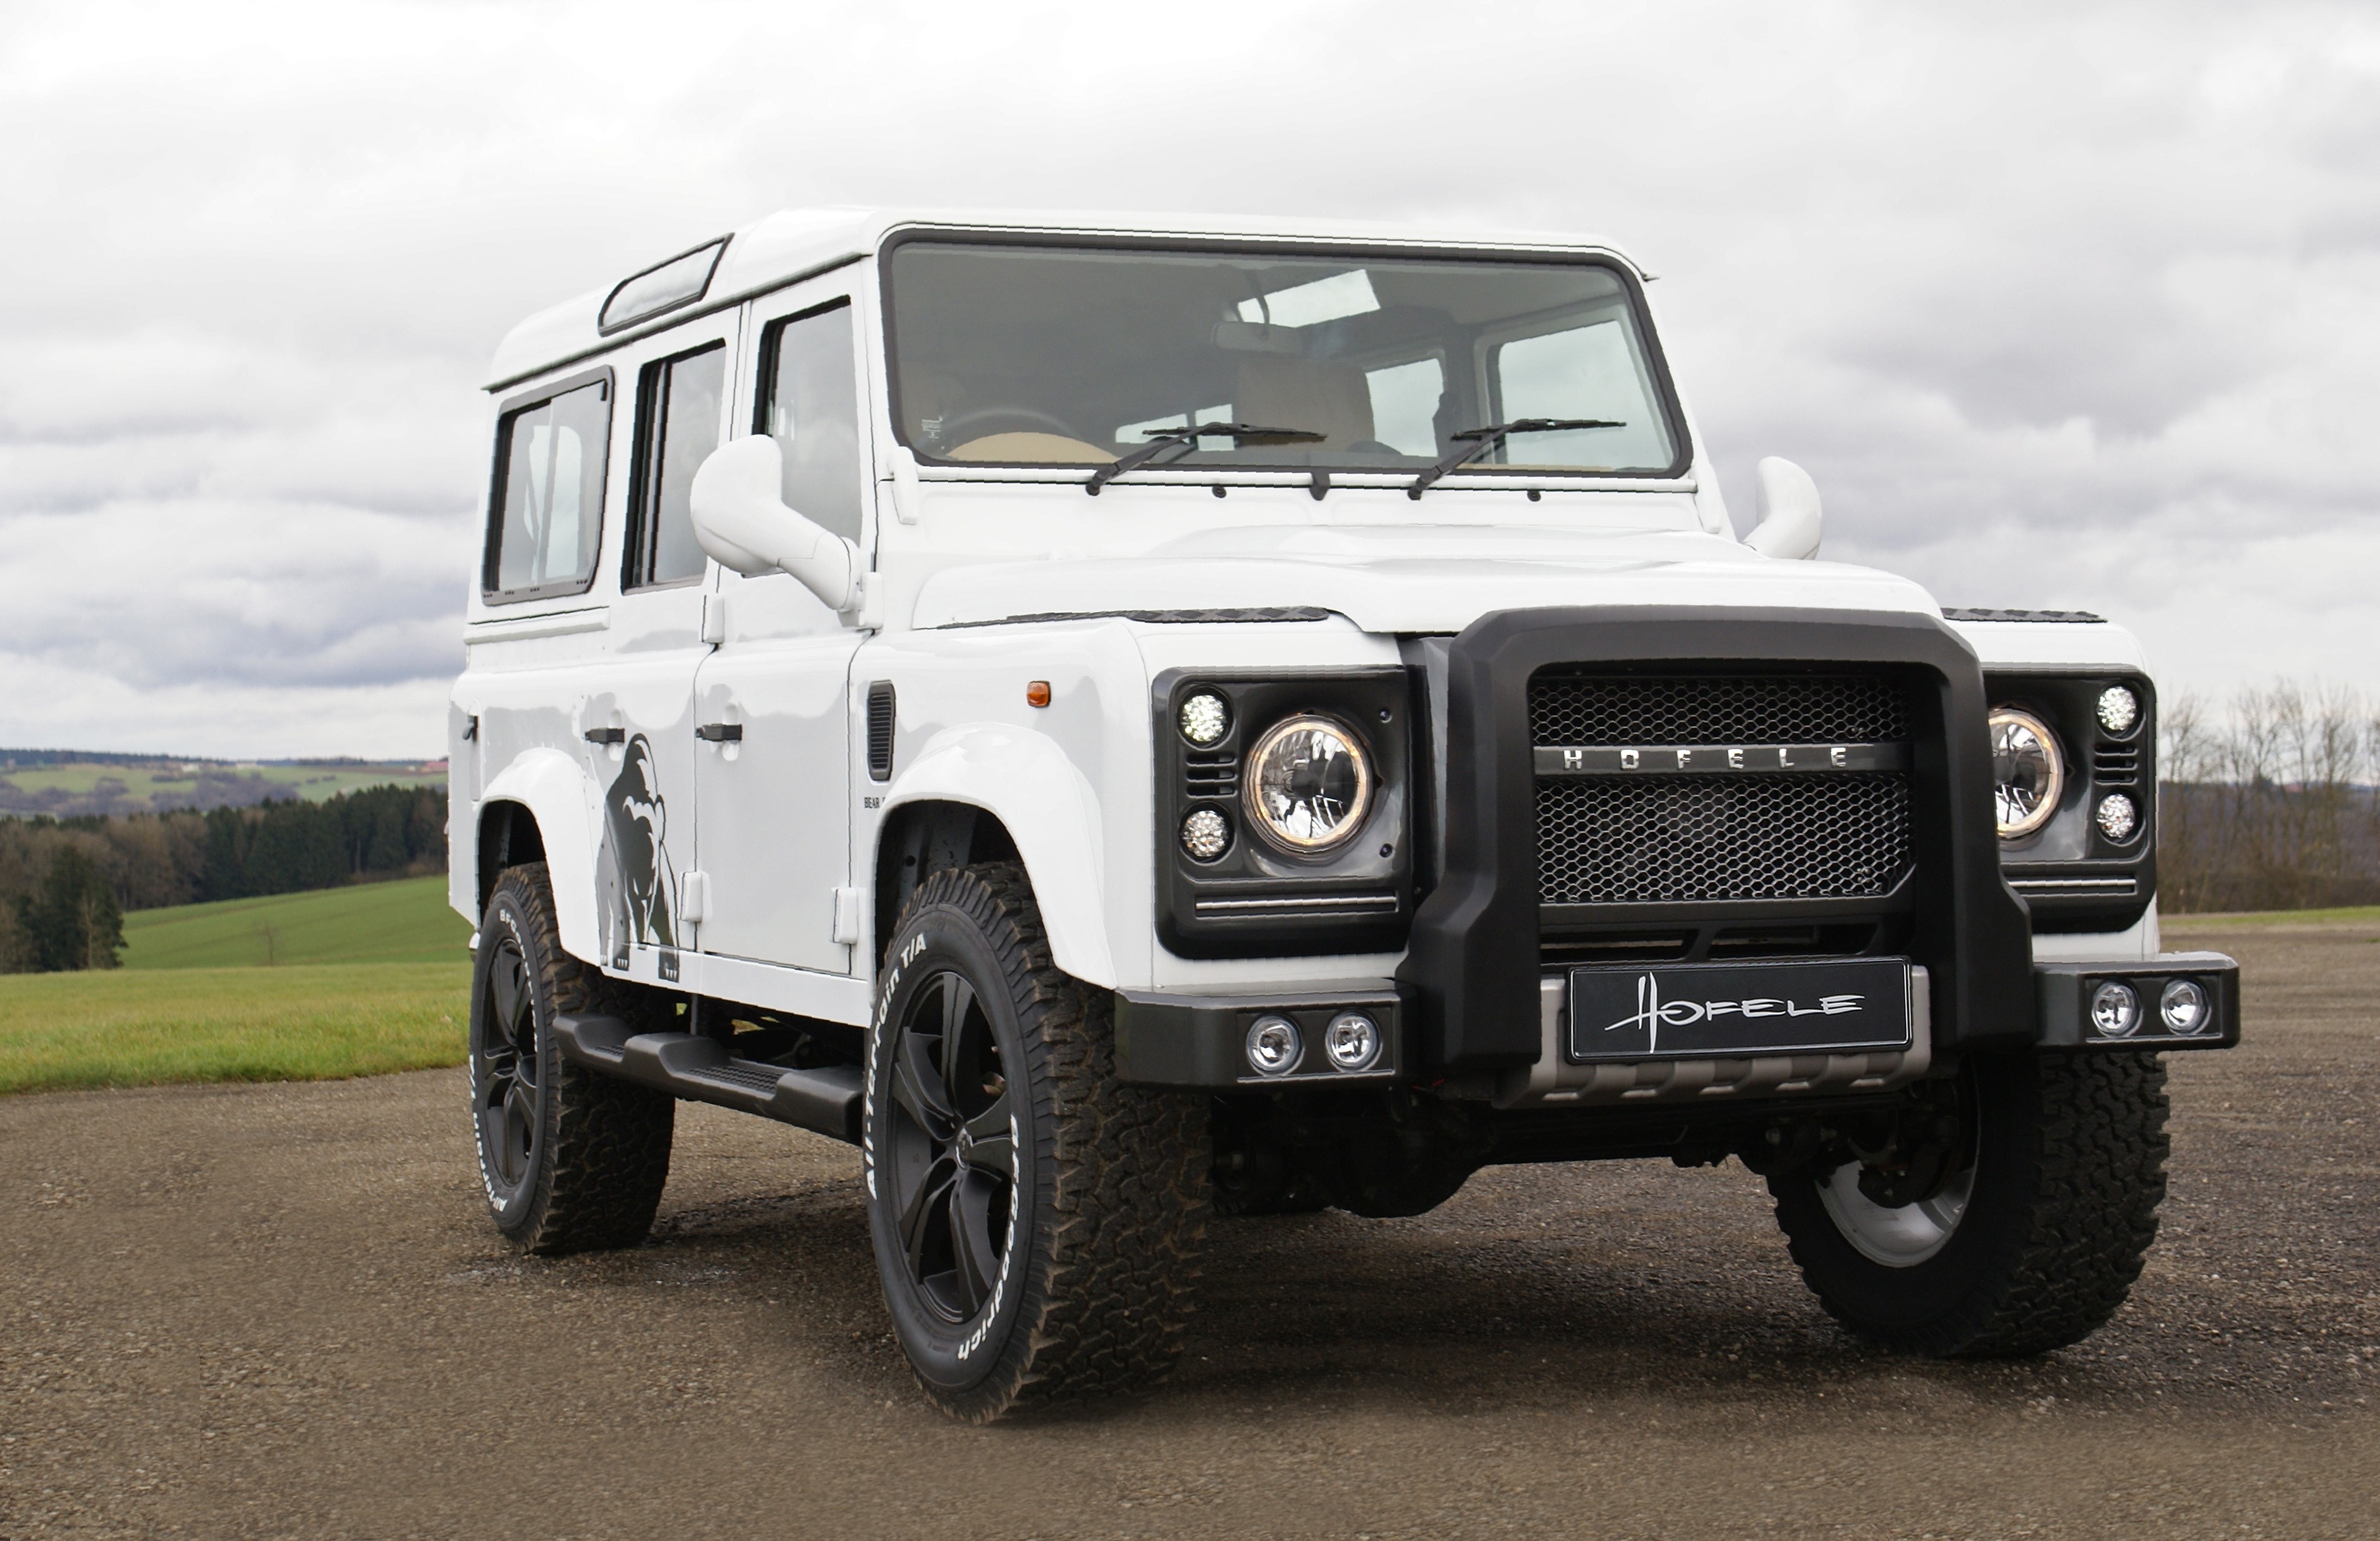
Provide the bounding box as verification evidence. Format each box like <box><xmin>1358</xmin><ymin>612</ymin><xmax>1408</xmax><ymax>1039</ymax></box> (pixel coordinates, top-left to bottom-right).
<box><xmin>2160</xmin><ymin>978</ymin><xmax>2211</xmax><ymax>1035</ymax></box>
<box><xmin>2090</xmin><ymin>980</ymin><xmax>2142</xmax><ymax>1038</ymax></box>
<box><xmin>2095</xmin><ymin>792</ymin><xmax>2140</xmax><ymax>843</ymax></box>
<box><xmin>1180</xmin><ymin>807</ymin><xmax>1231</xmax><ymax>862</ymax></box>
<box><xmin>1179</xmin><ymin>691</ymin><xmax>1231</xmax><ymax>747</ymax></box>
<box><xmin>1243</xmin><ymin>715</ymin><xmax>1374</xmax><ymax>852</ymax></box>
<box><xmin>1989</xmin><ymin>706</ymin><xmax>2065</xmax><ymax>840</ymax></box>
<box><xmin>1324</xmin><ymin>1012</ymin><xmax>1383</xmax><ymax>1072</ymax></box>
<box><xmin>1245</xmin><ymin>1016</ymin><xmax>1302</xmax><ymax>1077</ymax></box>
<box><xmin>2097</xmin><ymin>684</ymin><xmax>2140</xmax><ymax>736</ymax></box>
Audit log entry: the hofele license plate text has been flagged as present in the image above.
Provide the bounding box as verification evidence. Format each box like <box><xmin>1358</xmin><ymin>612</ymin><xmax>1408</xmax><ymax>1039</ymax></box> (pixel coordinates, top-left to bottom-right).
<box><xmin>1566</xmin><ymin>958</ymin><xmax>1912</xmax><ymax>1062</ymax></box>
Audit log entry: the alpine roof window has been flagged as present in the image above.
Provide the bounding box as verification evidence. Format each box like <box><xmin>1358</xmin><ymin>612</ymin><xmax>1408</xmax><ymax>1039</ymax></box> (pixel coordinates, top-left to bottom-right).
<box><xmin>600</xmin><ymin>239</ymin><xmax>728</xmax><ymax>334</ymax></box>
<box><xmin>883</xmin><ymin>240</ymin><xmax>1685</xmax><ymax>478</ymax></box>
<box><xmin>623</xmin><ymin>343</ymin><xmax>725</xmax><ymax>589</ymax></box>
<box><xmin>483</xmin><ymin>373</ymin><xmax>611</xmax><ymax>603</ymax></box>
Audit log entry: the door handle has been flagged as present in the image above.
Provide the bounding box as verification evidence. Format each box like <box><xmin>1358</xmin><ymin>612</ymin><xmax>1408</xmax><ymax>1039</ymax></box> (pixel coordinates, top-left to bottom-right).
<box><xmin>583</xmin><ymin>727</ymin><xmax>625</xmax><ymax>745</ymax></box>
<box><xmin>695</xmin><ymin>723</ymin><xmax>743</xmax><ymax>743</ymax></box>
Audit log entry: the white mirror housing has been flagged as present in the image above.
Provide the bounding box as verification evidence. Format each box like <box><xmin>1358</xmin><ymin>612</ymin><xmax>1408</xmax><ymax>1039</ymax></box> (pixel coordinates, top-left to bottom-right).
<box><xmin>1747</xmin><ymin>456</ymin><xmax>1823</xmax><ymax>560</ymax></box>
<box><xmin>688</xmin><ymin>436</ymin><xmax>862</xmax><ymax>611</ymax></box>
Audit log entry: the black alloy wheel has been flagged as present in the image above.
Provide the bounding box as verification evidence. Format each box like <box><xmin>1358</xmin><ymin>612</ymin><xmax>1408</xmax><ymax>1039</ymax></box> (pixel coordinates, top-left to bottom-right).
<box><xmin>882</xmin><ymin>970</ymin><xmax>1019</xmax><ymax>1322</ymax></box>
<box><xmin>473</xmin><ymin>930</ymin><xmax>543</xmax><ymax>1201</ymax></box>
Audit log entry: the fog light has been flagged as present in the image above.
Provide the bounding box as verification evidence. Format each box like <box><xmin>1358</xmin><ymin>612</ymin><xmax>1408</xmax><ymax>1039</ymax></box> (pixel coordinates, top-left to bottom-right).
<box><xmin>2090</xmin><ymin>980</ymin><xmax>2141</xmax><ymax>1038</ymax></box>
<box><xmin>2097</xmin><ymin>684</ymin><xmax>2140</xmax><ymax>735</ymax></box>
<box><xmin>1323</xmin><ymin>1012</ymin><xmax>1382</xmax><ymax>1072</ymax></box>
<box><xmin>2094</xmin><ymin>792</ymin><xmax>2139</xmax><ymax>842</ymax></box>
<box><xmin>1181</xmin><ymin>807</ymin><xmax>1231</xmax><ymax>862</ymax></box>
<box><xmin>2160</xmin><ymin>978</ymin><xmax>2211</xmax><ymax>1035</ymax></box>
<box><xmin>1245</xmin><ymin>1016</ymin><xmax>1302</xmax><ymax>1077</ymax></box>
<box><xmin>1180</xmin><ymin>691</ymin><xmax>1230</xmax><ymax>747</ymax></box>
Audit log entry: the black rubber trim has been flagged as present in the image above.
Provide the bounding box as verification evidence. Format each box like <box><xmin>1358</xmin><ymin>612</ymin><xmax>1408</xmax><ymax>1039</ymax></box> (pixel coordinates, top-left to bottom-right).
<box><xmin>1399</xmin><ymin>607</ymin><xmax>2034</xmax><ymax>1069</ymax></box>
<box><xmin>1114</xmin><ymin>985</ymin><xmax>1405</xmax><ymax>1088</ymax></box>
<box><xmin>2034</xmin><ymin>952</ymin><xmax>2240</xmax><ymax>1050</ymax></box>
<box><xmin>1943</xmin><ymin>608</ymin><xmax>2107</xmax><ymax>624</ymax></box>
<box><xmin>938</xmin><ymin>606</ymin><xmax>1333</xmax><ymax>630</ymax></box>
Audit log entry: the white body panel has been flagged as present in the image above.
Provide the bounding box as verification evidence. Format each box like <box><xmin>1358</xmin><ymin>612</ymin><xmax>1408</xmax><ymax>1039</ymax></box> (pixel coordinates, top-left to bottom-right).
<box><xmin>453</xmin><ymin>207</ymin><xmax>2157</xmax><ymax>1019</ymax></box>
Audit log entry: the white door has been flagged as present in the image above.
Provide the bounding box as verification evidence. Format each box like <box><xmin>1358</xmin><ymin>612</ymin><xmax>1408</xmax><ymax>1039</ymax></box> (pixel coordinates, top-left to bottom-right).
<box><xmin>582</xmin><ymin>316</ymin><xmax>736</xmax><ymax>972</ymax></box>
<box><xmin>692</xmin><ymin>284</ymin><xmax>870</xmax><ymax>974</ymax></box>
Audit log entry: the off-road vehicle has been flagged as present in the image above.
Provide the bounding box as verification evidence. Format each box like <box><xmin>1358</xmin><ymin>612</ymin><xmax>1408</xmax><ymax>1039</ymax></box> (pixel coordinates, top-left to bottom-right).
<box><xmin>451</xmin><ymin>209</ymin><xmax>2238</xmax><ymax>1421</ymax></box>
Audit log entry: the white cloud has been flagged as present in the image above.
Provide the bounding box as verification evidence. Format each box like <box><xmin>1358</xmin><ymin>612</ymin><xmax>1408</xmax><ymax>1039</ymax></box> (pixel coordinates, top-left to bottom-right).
<box><xmin>1</xmin><ymin>0</ymin><xmax>2376</xmax><ymax>754</ymax></box>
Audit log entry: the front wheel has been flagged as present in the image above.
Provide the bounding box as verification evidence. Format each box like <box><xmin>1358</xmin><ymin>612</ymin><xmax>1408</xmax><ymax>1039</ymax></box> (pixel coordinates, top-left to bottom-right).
<box><xmin>1768</xmin><ymin>1050</ymin><xmax>2169</xmax><ymax>1357</ymax></box>
<box><xmin>865</xmin><ymin>863</ymin><xmax>1209</xmax><ymax>1422</ymax></box>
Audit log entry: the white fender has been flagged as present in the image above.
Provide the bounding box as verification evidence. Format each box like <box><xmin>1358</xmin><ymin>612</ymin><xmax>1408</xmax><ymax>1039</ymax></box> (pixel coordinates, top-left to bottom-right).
<box><xmin>882</xmin><ymin>725</ymin><xmax>1116</xmax><ymax>988</ymax></box>
<box><xmin>479</xmin><ymin>747</ymin><xmax>604</xmax><ymax>966</ymax></box>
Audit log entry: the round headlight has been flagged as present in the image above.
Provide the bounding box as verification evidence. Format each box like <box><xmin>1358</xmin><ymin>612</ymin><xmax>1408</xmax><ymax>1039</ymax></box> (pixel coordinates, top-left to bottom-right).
<box><xmin>2096</xmin><ymin>684</ymin><xmax>2140</xmax><ymax>736</ymax></box>
<box><xmin>1324</xmin><ymin>1012</ymin><xmax>1382</xmax><ymax>1072</ymax></box>
<box><xmin>1245</xmin><ymin>1016</ymin><xmax>1302</xmax><ymax>1076</ymax></box>
<box><xmin>1989</xmin><ymin>706</ymin><xmax>2065</xmax><ymax>840</ymax></box>
<box><xmin>1243</xmin><ymin>715</ymin><xmax>1374</xmax><ymax>852</ymax></box>
<box><xmin>2159</xmin><ymin>978</ymin><xmax>2211</xmax><ymax>1035</ymax></box>
<box><xmin>1180</xmin><ymin>807</ymin><xmax>1231</xmax><ymax>862</ymax></box>
<box><xmin>1179</xmin><ymin>691</ymin><xmax>1230</xmax><ymax>747</ymax></box>
<box><xmin>2090</xmin><ymin>980</ymin><xmax>2140</xmax><ymax>1038</ymax></box>
<box><xmin>2094</xmin><ymin>792</ymin><xmax>2139</xmax><ymax>842</ymax></box>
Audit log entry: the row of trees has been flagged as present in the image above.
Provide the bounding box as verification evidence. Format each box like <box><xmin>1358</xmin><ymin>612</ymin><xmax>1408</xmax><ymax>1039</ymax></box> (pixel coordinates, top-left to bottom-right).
<box><xmin>2157</xmin><ymin>684</ymin><xmax>2380</xmax><ymax>912</ymax></box>
<box><xmin>0</xmin><ymin>785</ymin><xmax>447</xmax><ymax>973</ymax></box>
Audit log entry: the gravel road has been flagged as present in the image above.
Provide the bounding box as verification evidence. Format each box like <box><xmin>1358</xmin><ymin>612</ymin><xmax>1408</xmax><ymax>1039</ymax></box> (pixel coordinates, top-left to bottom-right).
<box><xmin>4</xmin><ymin>919</ymin><xmax>2374</xmax><ymax>1539</ymax></box>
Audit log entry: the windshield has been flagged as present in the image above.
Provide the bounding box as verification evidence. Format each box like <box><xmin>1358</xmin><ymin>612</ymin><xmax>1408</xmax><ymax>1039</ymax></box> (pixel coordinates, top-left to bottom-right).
<box><xmin>884</xmin><ymin>240</ymin><xmax>1685</xmax><ymax>478</ymax></box>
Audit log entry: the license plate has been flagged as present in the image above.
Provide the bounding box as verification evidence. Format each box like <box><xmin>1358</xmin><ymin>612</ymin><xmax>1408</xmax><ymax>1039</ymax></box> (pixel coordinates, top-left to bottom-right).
<box><xmin>1566</xmin><ymin>958</ymin><xmax>1912</xmax><ymax>1062</ymax></box>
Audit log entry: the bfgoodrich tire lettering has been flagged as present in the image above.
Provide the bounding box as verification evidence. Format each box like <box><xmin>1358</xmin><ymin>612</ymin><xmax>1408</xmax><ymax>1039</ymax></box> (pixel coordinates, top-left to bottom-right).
<box><xmin>865</xmin><ymin>863</ymin><xmax>1208</xmax><ymax>1422</ymax></box>
<box><xmin>1768</xmin><ymin>1049</ymin><xmax>2169</xmax><ymax>1356</ymax></box>
<box><xmin>470</xmin><ymin>862</ymin><xmax>675</xmax><ymax>1254</ymax></box>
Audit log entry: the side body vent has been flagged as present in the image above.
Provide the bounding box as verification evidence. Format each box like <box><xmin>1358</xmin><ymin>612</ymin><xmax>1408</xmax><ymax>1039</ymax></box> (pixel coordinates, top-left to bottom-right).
<box><xmin>866</xmin><ymin>681</ymin><xmax>896</xmax><ymax>782</ymax></box>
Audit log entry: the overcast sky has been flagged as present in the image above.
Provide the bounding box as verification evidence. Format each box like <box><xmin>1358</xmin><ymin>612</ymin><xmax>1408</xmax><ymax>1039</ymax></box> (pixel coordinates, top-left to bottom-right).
<box><xmin>2</xmin><ymin>0</ymin><xmax>2375</xmax><ymax>758</ymax></box>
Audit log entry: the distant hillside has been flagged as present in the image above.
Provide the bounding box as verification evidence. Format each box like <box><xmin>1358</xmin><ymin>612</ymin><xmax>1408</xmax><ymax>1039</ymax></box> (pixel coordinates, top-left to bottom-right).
<box><xmin>121</xmin><ymin>875</ymin><xmax>469</xmax><ymax>969</ymax></box>
<box><xmin>0</xmin><ymin>752</ymin><xmax>446</xmax><ymax>819</ymax></box>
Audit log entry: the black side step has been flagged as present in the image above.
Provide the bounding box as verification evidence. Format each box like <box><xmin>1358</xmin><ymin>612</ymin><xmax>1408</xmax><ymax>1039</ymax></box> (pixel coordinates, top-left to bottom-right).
<box><xmin>552</xmin><ymin>1014</ymin><xmax>863</xmax><ymax>1145</ymax></box>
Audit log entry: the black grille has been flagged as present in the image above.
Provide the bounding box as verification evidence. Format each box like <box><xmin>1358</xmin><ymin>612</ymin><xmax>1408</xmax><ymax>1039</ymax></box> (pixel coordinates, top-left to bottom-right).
<box><xmin>1535</xmin><ymin>775</ymin><xmax>1913</xmax><ymax>904</ymax></box>
<box><xmin>1185</xmin><ymin>749</ymin><xmax>1239</xmax><ymax>800</ymax></box>
<box><xmin>1530</xmin><ymin>672</ymin><xmax>1917</xmax><ymax>907</ymax></box>
<box><xmin>1530</xmin><ymin>672</ymin><xmax>1911</xmax><ymax>746</ymax></box>
<box><xmin>866</xmin><ymin>681</ymin><xmax>896</xmax><ymax>782</ymax></box>
<box><xmin>2092</xmin><ymin>746</ymin><xmax>2139</xmax><ymax>787</ymax></box>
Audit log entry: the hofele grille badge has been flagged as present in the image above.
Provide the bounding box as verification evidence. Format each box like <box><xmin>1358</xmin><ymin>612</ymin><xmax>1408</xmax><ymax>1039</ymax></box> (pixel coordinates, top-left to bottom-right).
<box><xmin>1533</xmin><ymin>742</ymin><xmax>1910</xmax><ymax>775</ymax></box>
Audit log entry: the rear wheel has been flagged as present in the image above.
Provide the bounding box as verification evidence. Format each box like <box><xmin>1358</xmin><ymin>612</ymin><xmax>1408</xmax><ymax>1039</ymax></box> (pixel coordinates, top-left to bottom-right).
<box><xmin>470</xmin><ymin>863</ymin><xmax>675</xmax><ymax>1254</ymax></box>
<box><xmin>1768</xmin><ymin>1050</ymin><xmax>2169</xmax><ymax>1356</ymax></box>
<box><xmin>865</xmin><ymin>863</ymin><xmax>1208</xmax><ymax>1421</ymax></box>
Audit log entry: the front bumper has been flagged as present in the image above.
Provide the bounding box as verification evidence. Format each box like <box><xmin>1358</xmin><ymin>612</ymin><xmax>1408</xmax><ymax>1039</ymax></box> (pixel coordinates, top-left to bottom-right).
<box><xmin>2035</xmin><ymin>951</ymin><xmax>2240</xmax><ymax>1049</ymax></box>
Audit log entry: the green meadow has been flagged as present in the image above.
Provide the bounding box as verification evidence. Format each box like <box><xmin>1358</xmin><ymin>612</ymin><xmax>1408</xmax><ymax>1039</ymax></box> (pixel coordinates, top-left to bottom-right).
<box><xmin>3</xmin><ymin>876</ymin><xmax>473</xmax><ymax>1095</ymax></box>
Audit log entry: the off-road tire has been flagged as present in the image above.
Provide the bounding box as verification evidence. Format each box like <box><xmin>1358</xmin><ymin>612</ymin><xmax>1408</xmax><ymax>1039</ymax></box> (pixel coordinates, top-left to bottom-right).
<box><xmin>470</xmin><ymin>862</ymin><xmax>675</xmax><ymax>1254</ymax></box>
<box><xmin>1769</xmin><ymin>1049</ymin><xmax>2168</xmax><ymax>1356</ymax></box>
<box><xmin>865</xmin><ymin>863</ymin><xmax>1209</xmax><ymax>1423</ymax></box>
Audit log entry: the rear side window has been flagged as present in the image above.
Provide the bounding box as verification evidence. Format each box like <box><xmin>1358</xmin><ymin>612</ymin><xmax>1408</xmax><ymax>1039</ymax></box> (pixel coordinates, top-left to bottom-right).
<box><xmin>755</xmin><ymin>301</ymin><xmax>863</xmax><ymax>542</ymax></box>
<box><xmin>624</xmin><ymin>343</ymin><xmax>725</xmax><ymax>589</ymax></box>
<box><xmin>484</xmin><ymin>376</ymin><xmax>611</xmax><ymax>602</ymax></box>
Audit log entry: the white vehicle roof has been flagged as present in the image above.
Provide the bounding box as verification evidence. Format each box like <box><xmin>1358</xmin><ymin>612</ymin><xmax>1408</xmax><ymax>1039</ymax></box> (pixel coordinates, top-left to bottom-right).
<box><xmin>484</xmin><ymin>207</ymin><xmax>1655</xmax><ymax>393</ymax></box>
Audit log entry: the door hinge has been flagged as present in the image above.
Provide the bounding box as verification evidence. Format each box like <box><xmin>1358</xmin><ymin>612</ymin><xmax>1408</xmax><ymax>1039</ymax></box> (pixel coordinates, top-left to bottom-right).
<box><xmin>681</xmin><ymin>871</ymin><xmax>711</xmax><ymax>925</ymax></box>
<box><xmin>701</xmin><ymin>592</ymin><xmax>727</xmax><ymax>644</ymax></box>
<box><xmin>831</xmin><ymin>887</ymin><xmax>863</xmax><ymax>945</ymax></box>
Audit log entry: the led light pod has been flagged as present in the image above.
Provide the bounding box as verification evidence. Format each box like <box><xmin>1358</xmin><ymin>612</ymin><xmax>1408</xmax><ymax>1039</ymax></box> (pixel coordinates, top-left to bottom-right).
<box><xmin>1179</xmin><ymin>691</ymin><xmax>1230</xmax><ymax>747</ymax></box>
<box><xmin>2096</xmin><ymin>684</ymin><xmax>2140</xmax><ymax>735</ymax></box>
<box><xmin>2090</xmin><ymin>980</ymin><xmax>2141</xmax><ymax>1038</ymax></box>
<box><xmin>2095</xmin><ymin>792</ymin><xmax>2139</xmax><ymax>842</ymax></box>
<box><xmin>1323</xmin><ymin>1012</ymin><xmax>1382</xmax><ymax>1072</ymax></box>
<box><xmin>2159</xmin><ymin>978</ymin><xmax>2210</xmax><ymax>1035</ymax></box>
<box><xmin>1245</xmin><ymin>1015</ymin><xmax>1302</xmax><ymax>1076</ymax></box>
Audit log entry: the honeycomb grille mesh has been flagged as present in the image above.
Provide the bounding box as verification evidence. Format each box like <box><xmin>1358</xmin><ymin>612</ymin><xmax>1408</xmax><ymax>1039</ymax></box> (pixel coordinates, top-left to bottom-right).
<box><xmin>1529</xmin><ymin>673</ymin><xmax>1912</xmax><ymax>747</ymax></box>
<box><xmin>1535</xmin><ymin>775</ymin><xmax>1913</xmax><ymax>905</ymax></box>
<box><xmin>1530</xmin><ymin>673</ymin><xmax>1917</xmax><ymax>906</ymax></box>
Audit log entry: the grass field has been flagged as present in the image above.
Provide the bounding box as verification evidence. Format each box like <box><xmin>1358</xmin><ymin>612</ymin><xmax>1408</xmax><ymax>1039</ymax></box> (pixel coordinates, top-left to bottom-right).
<box><xmin>5</xmin><ymin>878</ymin><xmax>474</xmax><ymax>1094</ymax></box>
<box><xmin>0</xmin><ymin>963</ymin><xmax>470</xmax><ymax>1095</ymax></box>
<box><xmin>123</xmin><ymin>875</ymin><xmax>471</xmax><ymax>969</ymax></box>
<box><xmin>2166</xmin><ymin>904</ymin><xmax>2380</xmax><ymax>928</ymax></box>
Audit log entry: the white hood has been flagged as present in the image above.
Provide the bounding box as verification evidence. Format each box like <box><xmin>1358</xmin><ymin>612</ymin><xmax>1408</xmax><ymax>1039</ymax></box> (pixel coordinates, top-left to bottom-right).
<box><xmin>908</xmin><ymin>523</ymin><xmax>1943</xmax><ymax>635</ymax></box>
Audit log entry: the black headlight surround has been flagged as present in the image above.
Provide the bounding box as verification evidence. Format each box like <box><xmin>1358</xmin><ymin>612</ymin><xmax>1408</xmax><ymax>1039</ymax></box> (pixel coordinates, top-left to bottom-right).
<box><xmin>1987</xmin><ymin>669</ymin><xmax>2156</xmax><ymax>933</ymax></box>
<box><xmin>1153</xmin><ymin>668</ymin><xmax>1413</xmax><ymax>959</ymax></box>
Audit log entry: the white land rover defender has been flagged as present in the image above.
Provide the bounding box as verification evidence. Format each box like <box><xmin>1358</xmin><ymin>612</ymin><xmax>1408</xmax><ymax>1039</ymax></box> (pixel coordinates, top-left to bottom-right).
<box><xmin>451</xmin><ymin>209</ymin><xmax>2240</xmax><ymax>1421</ymax></box>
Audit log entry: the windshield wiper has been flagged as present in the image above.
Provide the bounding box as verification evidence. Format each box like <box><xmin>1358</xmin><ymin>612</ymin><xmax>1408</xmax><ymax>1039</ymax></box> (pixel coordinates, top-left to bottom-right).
<box><xmin>1085</xmin><ymin>422</ymin><xmax>1324</xmax><ymax>496</ymax></box>
<box><xmin>1405</xmin><ymin>419</ymin><xmax>1625</xmax><ymax>499</ymax></box>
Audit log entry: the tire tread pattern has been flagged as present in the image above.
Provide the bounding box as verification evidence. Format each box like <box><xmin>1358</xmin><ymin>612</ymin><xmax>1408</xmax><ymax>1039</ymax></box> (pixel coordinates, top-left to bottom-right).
<box><xmin>487</xmin><ymin>863</ymin><xmax>675</xmax><ymax>1256</ymax></box>
<box><xmin>1774</xmin><ymin>1050</ymin><xmax>2169</xmax><ymax>1357</ymax></box>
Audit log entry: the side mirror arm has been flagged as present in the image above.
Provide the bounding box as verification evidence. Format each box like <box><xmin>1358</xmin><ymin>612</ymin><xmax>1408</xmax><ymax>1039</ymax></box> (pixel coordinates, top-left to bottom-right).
<box><xmin>688</xmin><ymin>436</ymin><xmax>862</xmax><ymax>611</ymax></box>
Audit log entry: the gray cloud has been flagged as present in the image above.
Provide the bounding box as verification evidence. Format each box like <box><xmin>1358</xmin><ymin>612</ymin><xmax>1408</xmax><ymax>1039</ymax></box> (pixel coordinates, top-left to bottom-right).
<box><xmin>1</xmin><ymin>0</ymin><xmax>2376</xmax><ymax>755</ymax></box>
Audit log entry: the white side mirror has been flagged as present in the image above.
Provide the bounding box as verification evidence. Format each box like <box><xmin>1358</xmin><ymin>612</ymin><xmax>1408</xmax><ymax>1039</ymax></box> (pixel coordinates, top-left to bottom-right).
<box><xmin>688</xmin><ymin>436</ymin><xmax>862</xmax><ymax>611</ymax></box>
<box><xmin>1747</xmin><ymin>456</ymin><xmax>1823</xmax><ymax>560</ymax></box>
